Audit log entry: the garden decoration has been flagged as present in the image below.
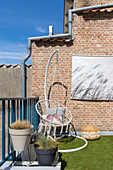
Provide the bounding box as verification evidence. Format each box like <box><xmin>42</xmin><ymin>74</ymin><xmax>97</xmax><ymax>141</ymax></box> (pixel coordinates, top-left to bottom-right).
<box><xmin>35</xmin><ymin>49</ymin><xmax>88</xmax><ymax>153</ymax></box>
<box><xmin>81</xmin><ymin>125</ymin><xmax>100</xmax><ymax>140</ymax></box>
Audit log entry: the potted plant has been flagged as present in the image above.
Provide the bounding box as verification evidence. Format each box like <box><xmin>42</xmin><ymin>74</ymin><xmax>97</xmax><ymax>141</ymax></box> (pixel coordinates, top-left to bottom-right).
<box><xmin>9</xmin><ymin>120</ymin><xmax>33</xmax><ymax>151</ymax></box>
<box><xmin>34</xmin><ymin>135</ymin><xmax>59</xmax><ymax>166</ymax></box>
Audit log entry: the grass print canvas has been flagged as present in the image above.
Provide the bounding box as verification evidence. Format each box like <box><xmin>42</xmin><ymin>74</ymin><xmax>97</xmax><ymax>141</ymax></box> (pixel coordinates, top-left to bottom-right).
<box><xmin>71</xmin><ymin>55</ymin><xmax>113</xmax><ymax>100</ymax></box>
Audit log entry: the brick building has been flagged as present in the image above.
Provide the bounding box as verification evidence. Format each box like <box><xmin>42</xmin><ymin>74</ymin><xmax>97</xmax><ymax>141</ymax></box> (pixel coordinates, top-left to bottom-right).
<box><xmin>29</xmin><ymin>1</ymin><xmax>113</xmax><ymax>133</ymax></box>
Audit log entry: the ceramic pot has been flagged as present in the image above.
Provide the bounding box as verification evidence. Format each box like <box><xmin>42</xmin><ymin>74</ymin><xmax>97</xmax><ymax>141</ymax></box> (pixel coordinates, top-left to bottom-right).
<box><xmin>34</xmin><ymin>145</ymin><xmax>57</xmax><ymax>166</ymax></box>
<box><xmin>9</xmin><ymin>125</ymin><xmax>33</xmax><ymax>151</ymax></box>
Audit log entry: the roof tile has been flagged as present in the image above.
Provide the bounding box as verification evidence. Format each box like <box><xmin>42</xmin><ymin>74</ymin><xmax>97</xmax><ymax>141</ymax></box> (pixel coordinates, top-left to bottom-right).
<box><xmin>76</xmin><ymin>7</ymin><xmax>113</xmax><ymax>14</ymax></box>
<box><xmin>35</xmin><ymin>38</ymin><xmax>73</xmax><ymax>42</ymax></box>
<box><xmin>0</xmin><ymin>64</ymin><xmax>32</xmax><ymax>68</ymax></box>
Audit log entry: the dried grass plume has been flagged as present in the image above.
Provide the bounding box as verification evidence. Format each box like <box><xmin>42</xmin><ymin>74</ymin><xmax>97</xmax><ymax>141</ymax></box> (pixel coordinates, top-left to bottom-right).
<box><xmin>10</xmin><ymin>120</ymin><xmax>31</xmax><ymax>129</ymax></box>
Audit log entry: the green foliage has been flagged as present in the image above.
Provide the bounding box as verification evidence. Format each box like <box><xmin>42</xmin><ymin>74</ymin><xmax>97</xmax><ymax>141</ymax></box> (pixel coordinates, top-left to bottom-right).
<box><xmin>35</xmin><ymin>135</ymin><xmax>58</xmax><ymax>150</ymax></box>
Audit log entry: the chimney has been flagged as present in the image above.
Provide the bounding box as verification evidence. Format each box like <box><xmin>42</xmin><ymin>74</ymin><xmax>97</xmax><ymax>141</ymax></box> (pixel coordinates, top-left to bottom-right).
<box><xmin>49</xmin><ymin>25</ymin><xmax>53</xmax><ymax>35</ymax></box>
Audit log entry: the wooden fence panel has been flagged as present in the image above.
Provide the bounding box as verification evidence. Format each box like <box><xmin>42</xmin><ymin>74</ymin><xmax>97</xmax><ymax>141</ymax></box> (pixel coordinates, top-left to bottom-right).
<box><xmin>0</xmin><ymin>65</ymin><xmax>32</xmax><ymax>98</ymax></box>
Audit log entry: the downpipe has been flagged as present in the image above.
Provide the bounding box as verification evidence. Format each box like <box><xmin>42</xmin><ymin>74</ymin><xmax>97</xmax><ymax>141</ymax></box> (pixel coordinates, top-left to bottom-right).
<box><xmin>21</xmin><ymin>39</ymin><xmax>31</xmax><ymax>98</ymax></box>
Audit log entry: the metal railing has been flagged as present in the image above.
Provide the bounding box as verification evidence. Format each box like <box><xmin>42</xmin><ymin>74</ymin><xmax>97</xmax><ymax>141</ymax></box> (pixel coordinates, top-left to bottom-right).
<box><xmin>0</xmin><ymin>97</ymin><xmax>39</xmax><ymax>166</ymax></box>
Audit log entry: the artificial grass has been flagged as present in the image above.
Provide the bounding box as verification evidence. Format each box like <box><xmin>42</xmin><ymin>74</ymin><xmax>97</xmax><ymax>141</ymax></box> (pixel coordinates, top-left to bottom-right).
<box><xmin>58</xmin><ymin>136</ymin><xmax>113</xmax><ymax>170</ymax></box>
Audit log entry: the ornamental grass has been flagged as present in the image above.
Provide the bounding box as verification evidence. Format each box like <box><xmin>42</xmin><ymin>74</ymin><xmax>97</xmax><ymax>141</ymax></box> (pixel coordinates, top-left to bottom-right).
<box><xmin>10</xmin><ymin>120</ymin><xmax>31</xmax><ymax>129</ymax></box>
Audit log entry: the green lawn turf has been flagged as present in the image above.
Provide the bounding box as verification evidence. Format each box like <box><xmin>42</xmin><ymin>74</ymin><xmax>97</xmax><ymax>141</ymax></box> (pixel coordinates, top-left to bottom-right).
<box><xmin>58</xmin><ymin>136</ymin><xmax>113</xmax><ymax>170</ymax></box>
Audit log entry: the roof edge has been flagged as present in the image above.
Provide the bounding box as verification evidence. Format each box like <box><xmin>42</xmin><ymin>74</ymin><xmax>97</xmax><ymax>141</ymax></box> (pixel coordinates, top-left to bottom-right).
<box><xmin>70</xmin><ymin>3</ymin><xmax>113</xmax><ymax>14</ymax></box>
<box><xmin>0</xmin><ymin>64</ymin><xmax>32</xmax><ymax>68</ymax></box>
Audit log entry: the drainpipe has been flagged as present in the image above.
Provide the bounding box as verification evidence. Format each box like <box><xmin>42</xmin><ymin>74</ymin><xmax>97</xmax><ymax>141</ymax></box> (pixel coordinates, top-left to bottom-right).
<box><xmin>21</xmin><ymin>39</ymin><xmax>31</xmax><ymax>98</ymax></box>
<box><xmin>68</xmin><ymin>9</ymin><xmax>73</xmax><ymax>36</ymax></box>
<box><xmin>21</xmin><ymin>3</ymin><xmax>113</xmax><ymax>98</ymax></box>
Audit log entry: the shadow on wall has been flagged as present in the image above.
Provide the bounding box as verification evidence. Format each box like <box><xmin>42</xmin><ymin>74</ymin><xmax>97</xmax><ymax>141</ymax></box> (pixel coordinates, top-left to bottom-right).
<box><xmin>79</xmin><ymin>10</ymin><xmax>113</xmax><ymax>21</ymax></box>
<box><xmin>35</xmin><ymin>40</ymin><xmax>73</xmax><ymax>48</ymax></box>
<box><xmin>48</xmin><ymin>82</ymin><xmax>68</xmax><ymax>106</ymax></box>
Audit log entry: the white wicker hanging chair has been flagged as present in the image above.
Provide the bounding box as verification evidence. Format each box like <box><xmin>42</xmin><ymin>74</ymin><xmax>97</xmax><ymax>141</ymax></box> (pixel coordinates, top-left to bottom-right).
<box><xmin>35</xmin><ymin>99</ymin><xmax>73</xmax><ymax>138</ymax></box>
<box><xmin>35</xmin><ymin>49</ymin><xmax>74</xmax><ymax>138</ymax></box>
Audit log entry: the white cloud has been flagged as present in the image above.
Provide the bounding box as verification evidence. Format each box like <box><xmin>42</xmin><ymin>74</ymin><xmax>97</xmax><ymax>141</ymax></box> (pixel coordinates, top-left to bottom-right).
<box><xmin>0</xmin><ymin>40</ymin><xmax>27</xmax><ymax>52</ymax></box>
<box><xmin>36</xmin><ymin>26</ymin><xmax>47</xmax><ymax>33</ymax></box>
<box><xmin>0</xmin><ymin>51</ymin><xmax>26</xmax><ymax>59</ymax></box>
<box><xmin>0</xmin><ymin>40</ymin><xmax>31</xmax><ymax>64</ymax></box>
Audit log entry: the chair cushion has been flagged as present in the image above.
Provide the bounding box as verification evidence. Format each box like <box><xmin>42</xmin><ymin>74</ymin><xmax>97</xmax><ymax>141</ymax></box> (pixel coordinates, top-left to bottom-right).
<box><xmin>42</xmin><ymin>114</ymin><xmax>63</xmax><ymax>124</ymax></box>
<box><xmin>47</xmin><ymin>114</ymin><xmax>63</xmax><ymax>124</ymax></box>
<box><xmin>47</xmin><ymin>107</ymin><xmax>65</xmax><ymax>115</ymax></box>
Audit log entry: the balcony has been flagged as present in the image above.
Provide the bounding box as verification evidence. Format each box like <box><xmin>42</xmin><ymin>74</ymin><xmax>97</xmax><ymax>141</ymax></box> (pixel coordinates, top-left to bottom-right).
<box><xmin>0</xmin><ymin>97</ymin><xmax>113</xmax><ymax>170</ymax></box>
<box><xmin>0</xmin><ymin>97</ymin><xmax>39</xmax><ymax>168</ymax></box>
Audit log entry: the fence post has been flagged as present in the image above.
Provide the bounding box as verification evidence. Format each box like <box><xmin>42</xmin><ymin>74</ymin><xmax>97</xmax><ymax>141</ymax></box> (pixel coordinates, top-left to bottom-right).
<box><xmin>11</xmin><ymin>100</ymin><xmax>16</xmax><ymax>158</ymax></box>
<box><xmin>11</xmin><ymin>100</ymin><xmax>15</xmax><ymax>124</ymax></box>
<box><xmin>8</xmin><ymin>100</ymin><xmax>10</xmax><ymax>155</ymax></box>
<box><xmin>20</xmin><ymin>99</ymin><xmax>22</xmax><ymax>121</ymax></box>
<box><xmin>2</xmin><ymin>100</ymin><xmax>5</xmax><ymax>161</ymax></box>
<box><xmin>36</xmin><ymin>98</ymin><xmax>39</xmax><ymax>129</ymax></box>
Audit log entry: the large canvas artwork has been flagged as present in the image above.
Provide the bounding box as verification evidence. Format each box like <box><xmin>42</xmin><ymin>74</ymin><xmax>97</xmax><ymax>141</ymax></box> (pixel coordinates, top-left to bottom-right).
<box><xmin>71</xmin><ymin>56</ymin><xmax>113</xmax><ymax>100</ymax></box>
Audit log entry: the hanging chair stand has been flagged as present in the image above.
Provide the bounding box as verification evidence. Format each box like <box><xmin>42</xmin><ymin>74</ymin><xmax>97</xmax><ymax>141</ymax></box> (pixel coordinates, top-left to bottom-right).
<box><xmin>35</xmin><ymin>49</ymin><xmax>88</xmax><ymax>152</ymax></box>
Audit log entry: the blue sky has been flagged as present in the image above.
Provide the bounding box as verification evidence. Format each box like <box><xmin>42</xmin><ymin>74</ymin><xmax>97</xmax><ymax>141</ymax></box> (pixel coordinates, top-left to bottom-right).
<box><xmin>0</xmin><ymin>0</ymin><xmax>64</xmax><ymax>65</ymax></box>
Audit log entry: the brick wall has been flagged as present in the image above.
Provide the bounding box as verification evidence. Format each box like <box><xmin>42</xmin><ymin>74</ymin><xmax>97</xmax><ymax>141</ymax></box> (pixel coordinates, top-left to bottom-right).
<box><xmin>32</xmin><ymin>11</ymin><xmax>113</xmax><ymax>131</ymax></box>
<box><xmin>75</xmin><ymin>0</ymin><xmax>113</xmax><ymax>8</ymax></box>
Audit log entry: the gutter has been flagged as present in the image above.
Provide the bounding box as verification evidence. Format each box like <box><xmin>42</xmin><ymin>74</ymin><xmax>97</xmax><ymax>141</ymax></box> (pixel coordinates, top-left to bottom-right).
<box><xmin>21</xmin><ymin>3</ymin><xmax>113</xmax><ymax>98</ymax></box>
